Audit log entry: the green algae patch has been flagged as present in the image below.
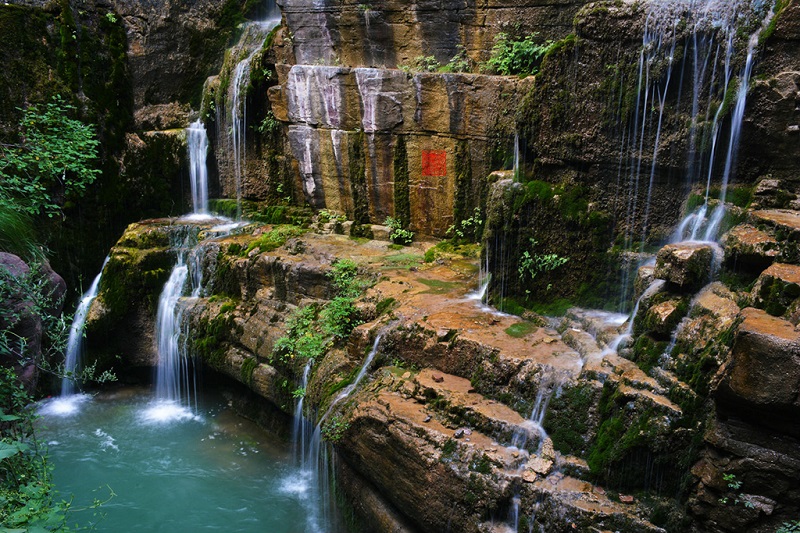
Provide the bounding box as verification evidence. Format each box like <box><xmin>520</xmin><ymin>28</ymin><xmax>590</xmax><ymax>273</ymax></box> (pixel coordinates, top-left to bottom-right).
<box><xmin>244</xmin><ymin>225</ymin><xmax>307</xmax><ymax>255</ymax></box>
<box><xmin>380</xmin><ymin>252</ymin><xmax>424</xmax><ymax>270</ymax></box>
<box><xmin>504</xmin><ymin>321</ymin><xmax>537</xmax><ymax>338</ymax></box>
<box><xmin>418</xmin><ymin>278</ymin><xmax>462</xmax><ymax>294</ymax></box>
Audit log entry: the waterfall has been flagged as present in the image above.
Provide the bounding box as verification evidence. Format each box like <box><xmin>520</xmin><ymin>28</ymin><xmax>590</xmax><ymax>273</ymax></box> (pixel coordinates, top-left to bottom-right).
<box><xmin>292</xmin><ymin>359</ymin><xmax>314</xmax><ymax>464</ymax></box>
<box><xmin>227</xmin><ymin>15</ymin><xmax>281</xmax><ymax>219</ymax></box>
<box><xmin>187</xmin><ymin>120</ymin><xmax>209</xmax><ymax>216</ymax></box>
<box><xmin>60</xmin><ymin>257</ymin><xmax>109</xmax><ymax>397</ymax></box>
<box><xmin>296</xmin><ymin>334</ymin><xmax>383</xmax><ymax>532</ymax></box>
<box><xmin>506</xmin><ymin>377</ymin><xmax>560</xmax><ymax>532</ymax></box>
<box><xmin>613</xmin><ymin>0</ymin><xmax>774</xmax><ymax>310</ymax></box>
<box><xmin>154</xmin><ymin>259</ymin><xmax>191</xmax><ymax>404</ymax></box>
<box><xmin>605</xmin><ymin>278</ymin><xmax>666</xmax><ymax>355</ymax></box>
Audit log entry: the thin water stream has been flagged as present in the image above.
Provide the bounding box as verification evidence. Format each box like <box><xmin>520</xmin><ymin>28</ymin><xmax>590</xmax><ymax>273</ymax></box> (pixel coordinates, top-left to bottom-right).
<box><xmin>37</xmin><ymin>386</ymin><xmax>347</xmax><ymax>533</ymax></box>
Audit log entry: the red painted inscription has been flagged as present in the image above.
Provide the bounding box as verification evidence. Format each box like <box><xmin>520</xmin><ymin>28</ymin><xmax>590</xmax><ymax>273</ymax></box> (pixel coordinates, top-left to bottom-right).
<box><xmin>421</xmin><ymin>150</ymin><xmax>447</xmax><ymax>177</ymax></box>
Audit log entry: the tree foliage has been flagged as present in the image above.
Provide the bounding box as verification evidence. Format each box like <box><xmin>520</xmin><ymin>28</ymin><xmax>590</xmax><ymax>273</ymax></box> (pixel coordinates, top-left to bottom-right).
<box><xmin>0</xmin><ymin>95</ymin><xmax>100</xmax><ymax>218</ymax></box>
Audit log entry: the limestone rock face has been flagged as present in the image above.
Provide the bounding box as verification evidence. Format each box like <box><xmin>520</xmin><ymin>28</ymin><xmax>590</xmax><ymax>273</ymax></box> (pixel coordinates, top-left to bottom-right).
<box><xmin>654</xmin><ymin>242</ymin><xmax>717</xmax><ymax>292</ymax></box>
<box><xmin>721</xmin><ymin>224</ymin><xmax>779</xmax><ymax>271</ymax></box>
<box><xmin>715</xmin><ymin>307</ymin><xmax>800</xmax><ymax>428</ymax></box>
<box><xmin>280</xmin><ymin>0</ymin><xmax>588</xmax><ymax>68</ymax></box>
<box><xmin>270</xmin><ymin>65</ymin><xmax>531</xmax><ymax>235</ymax></box>
<box><xmin>109</xmin><ymin>0</ymin><xmax>240</xmax><ymax>126</ymax></box>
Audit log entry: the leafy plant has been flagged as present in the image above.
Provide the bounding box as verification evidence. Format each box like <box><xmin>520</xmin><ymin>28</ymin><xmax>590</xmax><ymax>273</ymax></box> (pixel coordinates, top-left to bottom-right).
<box><xmin>440</xmin><ymin>46</ymin><xmax>472</xmax><ymax>73</ymax></box>
<box><xmin>321</xmin><ymin>415</ymin><xmax>350</xmax><ymax>443</ymax></box>
<box><xmin>482</xmin><ymin>32</ymin><xmax>555</xmax><ymax>76</ymax></box>
<box><xmin>292</xmin><ymin>387</ymin><xmax>306</xmax><ymax>399</ymax></box>
<box><xmin>717</xmin><ymin>473</ymin><xmax>755</xmax><ymax>509</ymax></box>
<box><xmin>0</xmin><ymin>367</ymin><xmax>114</xmax><ymax>530</ymax></box>
<box><xmin>272</xmin><ymin>305</ymin><xmax>327</xmax><ymax>364</ymax></box>
<box><xmin>777</xmin><ymin>520</ymin><xmax>800</xmax><ymax>533</ymax></box>
<box><xmin>321</xmin><ymin>297</ymin><xmax>362</xmax><ymax>340</ymax></box>
<box><xmin>446</xmin><ymin>207</ymin><xmax>483</xmax><ymax>242</ymax></box>
<box><xmin>517</xmin><ymin>238</ymin><xmax>568</xmax><ymax>292</ymax></box>
<box><xmin>256</xmin><ymin>110</ymin><xmax>281</xmax><ymax>135</ymax></box>
<box><xmin>399</xmin><ymin>55</ymin><xmax>440</xmax><ymax>73</ymax></box>
<box><xmin>0</xmin><ymin>95</ymin><xmax>101</xmax><ymax>218</ymax></box>
<box><xmin>384</xmin><ymin>216</ymin><xmax>414</xmax><ymax>246</ymax></box>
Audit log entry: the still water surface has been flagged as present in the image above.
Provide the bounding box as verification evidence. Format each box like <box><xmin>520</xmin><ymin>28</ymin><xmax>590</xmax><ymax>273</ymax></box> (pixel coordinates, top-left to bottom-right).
<box><xmin>37</xmin><ymin>386</ymin><xmax>337</xmax><ymax>532</ymax></box>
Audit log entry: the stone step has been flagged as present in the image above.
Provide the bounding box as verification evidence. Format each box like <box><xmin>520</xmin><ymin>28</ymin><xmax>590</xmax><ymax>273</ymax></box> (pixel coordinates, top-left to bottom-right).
<box><xmin>716</xmin><ymin>307</ymin><xmax>800</xmax><ymax>421</ymax></box>
<box><xmin>749</xmin><ymin>208</ymin><xmax>800</xmax><ymax>236</ymax></box>
<box><xmin>529</xmin><ymin>474</ymin><xmax>666</xmax><ymax>533</ymax></box>
<box><xmin>412</xmin><ymin>368</ymin><xmax>529</xmax><ymax>447</ymax></box>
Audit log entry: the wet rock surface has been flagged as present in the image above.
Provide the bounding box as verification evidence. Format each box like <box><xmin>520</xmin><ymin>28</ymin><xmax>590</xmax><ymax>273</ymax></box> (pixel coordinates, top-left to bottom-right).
<box><xmin>654</xmin><ymin>242</ymin><xmax>717</xmax><ymax>292</ymax></box>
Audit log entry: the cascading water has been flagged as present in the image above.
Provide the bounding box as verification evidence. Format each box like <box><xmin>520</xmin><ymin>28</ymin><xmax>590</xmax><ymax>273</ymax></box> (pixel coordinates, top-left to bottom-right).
<box><xmin>60</xmin><ymin>257</ymin><xmax>109</xmax><ymax>397</ymax></box>
<box><xmin>187</xmin><ymin>119</ymin><xmax>209</xmax><ymax>216</ymax></box>
<box><xmin>292</xmin><ymin>359</ymin><xmax>314</xmax><ymax>464</ymax></box>
<box><xmin>295</xmin><ymin>334</ymin><xmax>383</xmax><ymax>532</ymax></box>
<box><xmin>227</xmin><ymin>12</ymin><xmax>282</xmax><ymax>219</ymax></box>
<box><xmin>616</xmin><ymin>0</ymin><xmax>775</xmax><ymax>308</ymax></box>
<box><xmin>506</xmin><ymin>377</ymin><xmax>560</xmax><ymax>532</ymax></box>
<box><xmin>144</xmin><ymin>225</ymin><xmax>208</xmax><ymax>422</ymax></box>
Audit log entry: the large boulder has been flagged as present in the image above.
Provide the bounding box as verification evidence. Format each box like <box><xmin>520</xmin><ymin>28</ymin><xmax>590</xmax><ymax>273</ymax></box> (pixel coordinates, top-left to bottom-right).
<box><xmin>0</xmin><ymin>252</ymin><xmax>66</xmax><ymax>389</ymax></box>
<box><xmin>654</xmin><ymin>242</ymin><xmax>717</xmax><ymax>292</ymax></box>
<box><xmin>750</xmin><ymin>263</ymin><xmax>800</xmax><ymax>321</ymax></box>
<box><xmin>721</xmin><ymin>224</ymin><xmax>779</xmax><ymax>272</ymax></box>
<box><xmin>714</xmin><ymin>307</ymin><xmax>800</xmax><ymax>432</ymax></box>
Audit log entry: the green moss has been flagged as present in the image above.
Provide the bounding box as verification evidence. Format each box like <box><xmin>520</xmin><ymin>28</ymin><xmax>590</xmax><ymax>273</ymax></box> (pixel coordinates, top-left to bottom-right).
<box><xmin>209</xmin><ymin>200</ymin><xmax>311</xmax><ymax>225</ymax></box>
<box><xmin>240</xmin><ymin>356</ymin><xmax>259</xmax><ymax>385</ymax></box>
<box><xmin>759</xmin><ymin>0</ymin><xmax>790</xmax><ymax>46</ymax></box>
<box><xmin>382</xmin><ymin>252</ymin><xmax>424</xmax><ymax>269</ymax></box>
<box><xmin>99</xmin><ymin>248</ymin><xmax>175</xmax><ymax>321</ymax></box>
<box><xmin>192</xmin><ymin>313</ymin><xmax>234</xmax><ymax>370</ymax></box>
<box><xmin>349</xmin><ymin>131</ymin><xmax>371</xmax><ymax>227</ymax></box>
<box><xmin>244</xmin><ymin>225</ymin><xmax>306</xmax><ymax>254</ymax></box>
<box><xmin>632</xmin><ymin>335</ymin><xmax>668</xmax><ymax>374</ymax></box>
<box><xmin>544</xmin><ymin>384</ymin><xmax>594</xmax><ymax>455</ymax></box>
<box><xmin>393</xmin><ymin>135</ymin><xmax>410</xmax><ymax>228</ymax></box>
<box><xmin>418</xmin><ymin>278</ymin><xmax>461</xmax><ymax>294</ymax></box>
<box><xmin>375</xmin><ymin>297</ymin><xmax>397</xmax><ymax>316</ymax></box>
<box><xmin>504</xmin><ymin>321</ymin><xmax>537</xmax><ymax>338</ymax></box>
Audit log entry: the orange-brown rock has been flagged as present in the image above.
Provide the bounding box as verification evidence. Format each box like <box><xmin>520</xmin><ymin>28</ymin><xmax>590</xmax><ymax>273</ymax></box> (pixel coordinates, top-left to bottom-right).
<box><xmin>721</xmin><ymin>223</ymin><xmax>779</xmax><ymax>269</ymax></box>
<box><xmin>715</xmin><ymin>307</ymin><xmax>800</xmax><ymax>428</ymax></box>
<box><xmin>654</xmin><ymin>242</ymin><xmax>717</xmax><ymax>291</ymax></box>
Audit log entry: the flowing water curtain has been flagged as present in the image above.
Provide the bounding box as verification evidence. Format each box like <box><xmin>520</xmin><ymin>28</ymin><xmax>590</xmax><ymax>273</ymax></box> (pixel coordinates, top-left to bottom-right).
<box><xmin>615</xmin><ymin>0</ymin><xmax>775</xmax><ymax>308</ymax></box>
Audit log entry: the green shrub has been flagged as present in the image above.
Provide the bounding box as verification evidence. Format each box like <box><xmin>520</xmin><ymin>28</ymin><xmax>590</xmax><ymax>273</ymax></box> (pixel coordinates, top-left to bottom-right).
<box><xmin>0</xmin><ymin>95</ymin><xmax>100</xmax><ymax>218</ymax></box>
<box><xmin>482</xmin><ymin>33</ymin><xmax>554</xmax><ymax>76</ymax></box>
<box><xmin>321</xmin><ymin>296</ymin><xmax>362</xmax><ymax>340</ymax></box>
<box><xmin>385</xmin><ymin>216</ymin><xmax>414</xmax><ymax>246</ymax></box>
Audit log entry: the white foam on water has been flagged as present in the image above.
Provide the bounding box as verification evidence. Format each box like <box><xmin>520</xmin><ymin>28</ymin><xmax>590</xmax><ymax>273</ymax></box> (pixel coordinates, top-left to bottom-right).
<box><xmin>37</xmin><ymin>394</ymin><xmax>92</xmax><ymax>417</ymax></box>
<box><xmin>94</xmin><ymin>428</ymin><xmax>119</xmax><ymax>451</ymax></box>
<box><xmin>140</xmin><ymin>401</ymin><xmax>201</xmax><ymax>424</ymax></box>
<box><xmin>280</xmin><ymin>470</ymin><xmax>312</xmax><ymax>497</ymax></box>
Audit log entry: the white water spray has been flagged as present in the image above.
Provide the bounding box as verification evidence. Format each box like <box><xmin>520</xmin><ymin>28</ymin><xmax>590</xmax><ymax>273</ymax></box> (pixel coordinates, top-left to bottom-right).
<box><xmin>61</xmin><ymin>257</ymin><xmax>109</xmax><ymax>397</ymax></box>
<box><xmin>187</xmin><ymin>120</ymin><xmax>209</xmax><ymax>215</ymax></box>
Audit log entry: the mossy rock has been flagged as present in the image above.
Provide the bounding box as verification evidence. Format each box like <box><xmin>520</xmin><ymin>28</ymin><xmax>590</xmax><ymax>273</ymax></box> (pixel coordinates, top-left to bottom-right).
<box><xmin>116</xmin><ymin>223</ymin><xmax>173</xmax><ymax>249</ymax></box>
<box><xmin>751</xmin><ymin>263</ymin><xmax>800</xmax><ymax>318</ymax></box>
<box><xmin>98</xmin><ymin>247</ymin><xmax>175</xmax><ymax>321</ymax></box>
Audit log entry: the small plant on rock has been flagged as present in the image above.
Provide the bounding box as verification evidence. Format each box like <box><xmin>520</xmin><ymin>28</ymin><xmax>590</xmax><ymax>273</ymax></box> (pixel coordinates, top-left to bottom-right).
<box><xmin>385</xmin><ymin>216</ymin><xmax>414</xmax><ymax>246</ymax></box>
<box><xmin>482</xmin><ymin>32</ymin><xmax>554</xmax><ymax>77</ymax></box>
<box><xmin>321</xmin><ymin>415</ymin><xmax>350</xmax><ymax>443</ymax></box>
<box><xmin>517</xmin><ymin>238</ymin><xmax>568</xmax><ymax>293</ymax></box>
